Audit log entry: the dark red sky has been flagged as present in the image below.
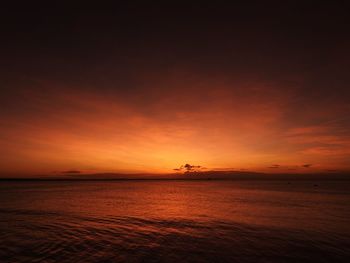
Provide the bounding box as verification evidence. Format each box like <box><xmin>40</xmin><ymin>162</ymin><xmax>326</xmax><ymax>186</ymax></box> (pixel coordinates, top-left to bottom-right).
<box><xmin>1</xmin><ymin>2</ymin><xmax>350</xmax><ymax>176</ymax></box>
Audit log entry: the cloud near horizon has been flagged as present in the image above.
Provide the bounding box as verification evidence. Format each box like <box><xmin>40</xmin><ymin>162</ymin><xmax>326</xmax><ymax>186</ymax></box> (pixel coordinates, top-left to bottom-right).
<box><xmin>60</xmin><ymin>170</ymin><xmax>81</xmax><ymax>174</ymax></box>
<box><xmin>302</xmin><ymin>164</ymin><xmax>312</xmax><ymax>168</ymax></box>
<box><xmin>268</xmin><ymin>164</ymin><xmax>281</xmax><ymax>169</ymax></box>
<box><xmin>174</xmin><ymin>164</ymin><xmax>204</xmax><ymax>173</ymax></box>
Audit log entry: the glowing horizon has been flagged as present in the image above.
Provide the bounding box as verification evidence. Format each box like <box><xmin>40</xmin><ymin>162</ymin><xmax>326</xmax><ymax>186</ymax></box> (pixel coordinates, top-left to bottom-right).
<box><xmin>1</xmin><ymin>74</ymin><xmax>349</xmax><ymax>177</ymax></box>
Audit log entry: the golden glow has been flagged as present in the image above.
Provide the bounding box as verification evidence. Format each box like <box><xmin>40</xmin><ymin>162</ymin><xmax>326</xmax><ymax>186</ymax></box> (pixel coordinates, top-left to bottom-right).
<box><xmin>0</xmin><ymin>77</ymin><xmax>349</xmax><ymax>176</ymax></box>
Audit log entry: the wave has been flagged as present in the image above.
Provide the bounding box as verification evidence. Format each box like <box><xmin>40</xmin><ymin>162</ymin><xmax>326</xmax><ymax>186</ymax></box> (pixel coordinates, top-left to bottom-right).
<box><xmin>0</xmin><ymin>208</ymin><xmax>349</xmax><ymax>262</ymax></box>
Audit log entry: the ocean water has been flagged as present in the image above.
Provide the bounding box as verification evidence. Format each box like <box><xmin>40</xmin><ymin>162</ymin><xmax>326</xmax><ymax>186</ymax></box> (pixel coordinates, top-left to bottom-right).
<box><xmin>0</xmin><ymin>180</ymin><xmax>349</xmax><ymax>262</ymax></box>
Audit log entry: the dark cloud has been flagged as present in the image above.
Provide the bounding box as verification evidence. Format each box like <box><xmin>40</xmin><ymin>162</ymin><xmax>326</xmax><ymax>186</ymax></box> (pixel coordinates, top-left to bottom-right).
<box><xmin>184</xmin><ymin>164</ymin><xmax>201</xmax><ymax>170</ymax></box>
<box><xmin>302</xmin><ymin>164</ymin><xmax>312</xmax><ymax>168</ymax></box>
<box><xmin>174</xmin><ymin>164</ymin><xmax>204</xmax><ymax>173</ymax></box>
<box><xmin>61</xmin><ymin>170</ymin><xmax>81</xmax><ymax>174</ymax></box>
<box><xmin>268</xmin><ymin>164</ymin><xmax>280</xmax><ymax>169</ymax></box>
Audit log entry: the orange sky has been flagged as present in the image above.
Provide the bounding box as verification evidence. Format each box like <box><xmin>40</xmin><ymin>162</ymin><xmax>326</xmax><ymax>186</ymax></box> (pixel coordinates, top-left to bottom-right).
<box><xmin>1</xmin><ymin>72</ymin><xmax>349</xmax><ymax>176</ymax></box>
<box><xmin>1</xmin><ymin>2</ymin><xmax>350</xmax><ymax>177</ymax></box>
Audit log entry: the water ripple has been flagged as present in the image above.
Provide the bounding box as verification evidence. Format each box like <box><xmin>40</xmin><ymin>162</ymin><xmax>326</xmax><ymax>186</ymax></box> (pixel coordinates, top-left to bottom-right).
<box><xmin>0</xmin><ymin>208</ymin><xmax>349</xmax><ymax>262</ymax></box>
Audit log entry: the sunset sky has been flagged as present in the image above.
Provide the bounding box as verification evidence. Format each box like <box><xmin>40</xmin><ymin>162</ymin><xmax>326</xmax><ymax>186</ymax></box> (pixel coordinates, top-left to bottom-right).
<box><xmin>1</xmin><ymin>2</ymin><xmax>349</xmax><ymax>176</ymax></box>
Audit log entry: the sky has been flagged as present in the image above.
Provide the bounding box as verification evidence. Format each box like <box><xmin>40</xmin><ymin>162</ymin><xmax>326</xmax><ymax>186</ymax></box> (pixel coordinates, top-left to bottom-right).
<box><xmin>0</xmin><ymin>2</ymin><xmax>350</xmax><ymax>176</ymax></box>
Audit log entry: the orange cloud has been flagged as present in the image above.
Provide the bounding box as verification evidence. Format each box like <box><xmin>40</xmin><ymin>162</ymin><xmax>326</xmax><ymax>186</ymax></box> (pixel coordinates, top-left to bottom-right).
<box><xmin>0</xmin><ymin>73</ymin><xmax>349</xmax><ymax>176</ymax></box>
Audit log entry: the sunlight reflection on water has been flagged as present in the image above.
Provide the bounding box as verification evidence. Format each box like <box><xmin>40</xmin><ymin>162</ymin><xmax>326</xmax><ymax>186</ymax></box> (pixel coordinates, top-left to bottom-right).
<box><xmin>0</xmin><ymin>180</ymin><xmax>349</xmax><ymax>262</ymax></box>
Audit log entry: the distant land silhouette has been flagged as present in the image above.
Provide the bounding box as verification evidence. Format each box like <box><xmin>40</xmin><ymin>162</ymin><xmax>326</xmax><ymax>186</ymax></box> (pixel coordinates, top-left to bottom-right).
<box><xmin>1</xmin><ymin>170</ymin><xmax>349</xmax><ymax>181</ymax></box>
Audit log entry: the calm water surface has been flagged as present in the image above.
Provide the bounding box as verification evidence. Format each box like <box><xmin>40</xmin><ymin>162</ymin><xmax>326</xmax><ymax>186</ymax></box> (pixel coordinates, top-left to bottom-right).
<box><xmin>0</xmin><ymin>180</ymin><xmax>349</xmax><ymax>262</ymax></box>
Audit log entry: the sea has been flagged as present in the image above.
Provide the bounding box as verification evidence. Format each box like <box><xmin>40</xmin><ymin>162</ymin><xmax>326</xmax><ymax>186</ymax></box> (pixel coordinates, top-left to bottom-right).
<box><xmin>0</xmin><ymin>180</ymin><xmax>349</xmax><ymax>262</ymax></box>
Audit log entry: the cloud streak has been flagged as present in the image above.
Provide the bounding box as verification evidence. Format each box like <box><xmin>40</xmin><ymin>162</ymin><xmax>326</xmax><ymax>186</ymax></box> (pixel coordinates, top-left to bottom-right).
<box><xmin>61</xmin><ymin>170</ymin><xmax>81</xmax><ymax>174</ymax></box>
